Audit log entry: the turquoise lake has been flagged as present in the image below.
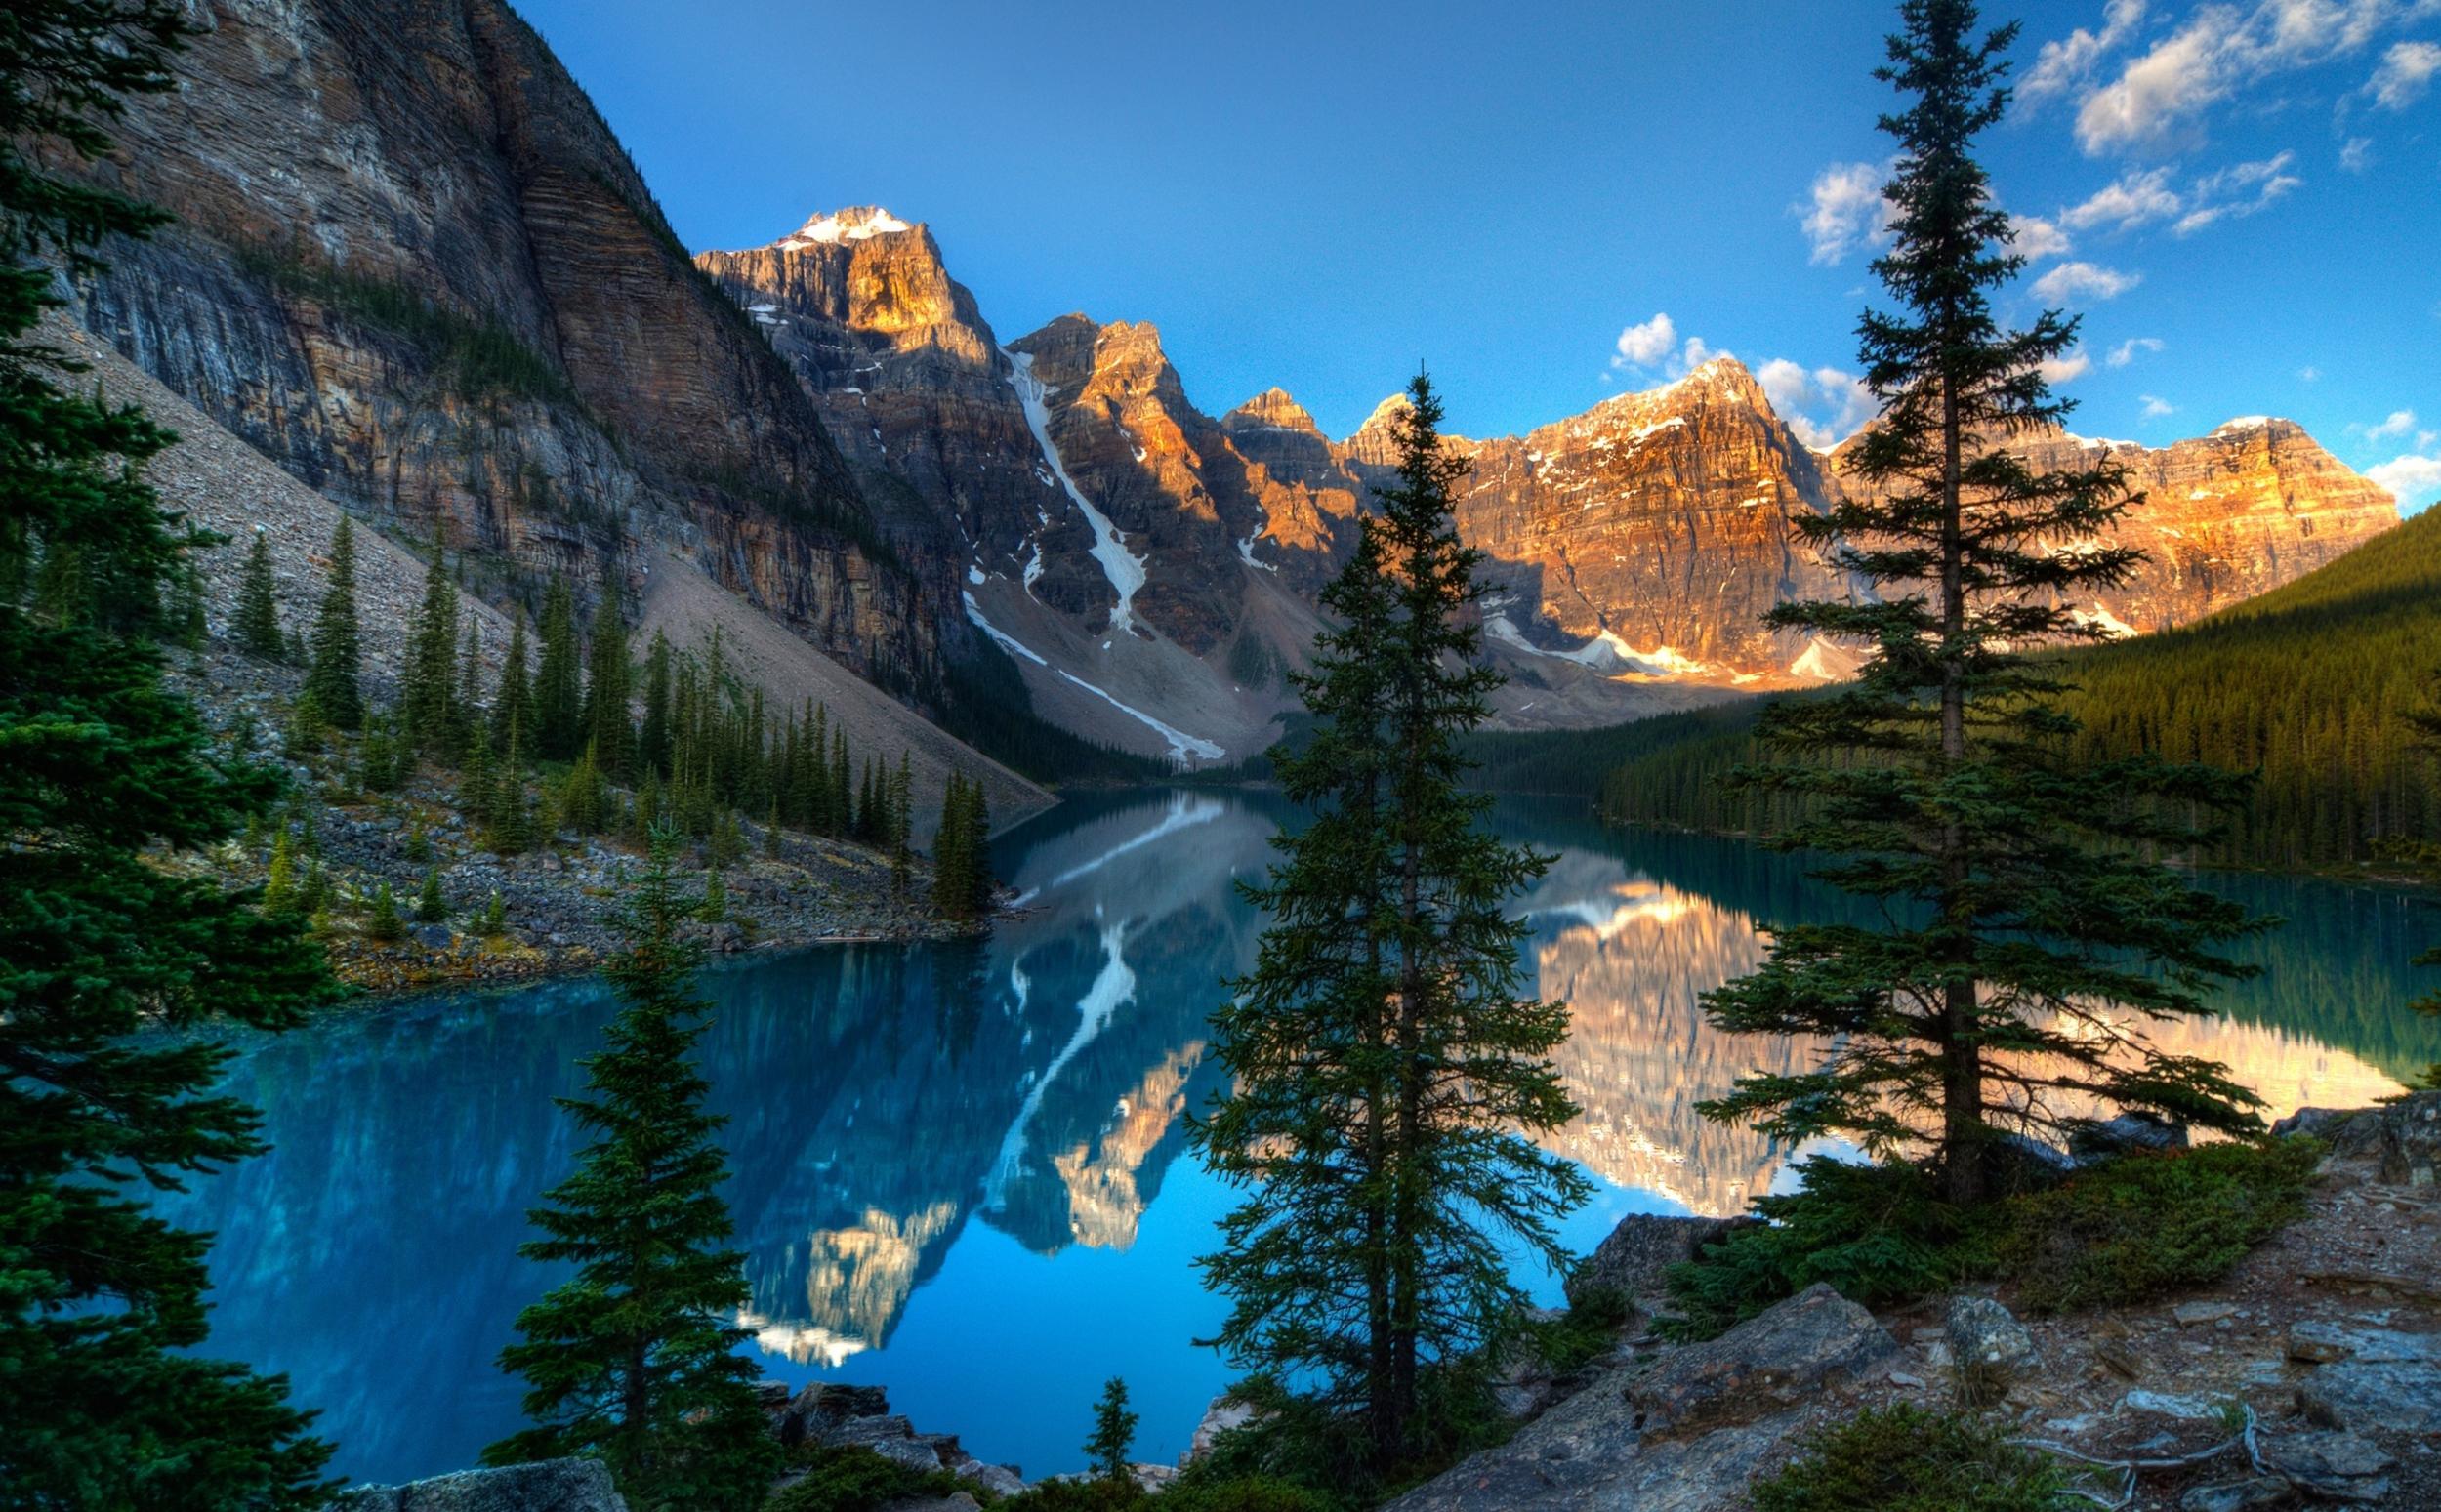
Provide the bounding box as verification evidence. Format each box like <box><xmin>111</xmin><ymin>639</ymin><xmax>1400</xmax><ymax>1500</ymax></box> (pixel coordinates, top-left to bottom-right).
<box><xmin>158</xmin><ymin>789</ymin><xmax>2441</xmax><ymax>1487</ymax></box>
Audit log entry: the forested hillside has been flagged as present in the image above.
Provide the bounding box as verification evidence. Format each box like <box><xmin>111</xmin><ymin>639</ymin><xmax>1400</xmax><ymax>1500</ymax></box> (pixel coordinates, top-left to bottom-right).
<box><xmin>1588</xmin><ymin>508</ymin><xmax>2441</xmax><ymax>870</ymax></box>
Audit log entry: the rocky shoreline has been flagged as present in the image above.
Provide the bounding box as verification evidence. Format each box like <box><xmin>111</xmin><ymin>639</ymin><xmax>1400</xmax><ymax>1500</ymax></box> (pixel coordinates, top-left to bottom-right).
<box><xmin>162</xmin><ymin>646</ymin><xmax>980</xmax><ymax>1001</ymax></box>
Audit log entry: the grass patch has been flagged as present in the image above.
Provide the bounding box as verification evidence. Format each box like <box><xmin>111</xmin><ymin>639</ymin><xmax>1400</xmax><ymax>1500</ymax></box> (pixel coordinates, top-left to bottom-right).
<box><xmin>1750</xmin><ymin>1404</ymin><xmax>2074</xmax><ymax>1512</ymax></box>
<box><xmin>1662</xmin><ymin>1137</ymin><xmax>2324</xmax><ymax>1340</ymax></box>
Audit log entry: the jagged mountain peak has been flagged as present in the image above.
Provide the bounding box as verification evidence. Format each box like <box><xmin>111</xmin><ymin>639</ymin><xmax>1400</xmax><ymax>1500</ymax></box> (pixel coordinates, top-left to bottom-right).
<box><xmin>1222</xmin><ymin>388</ymin><xmax>1321</xmax><ymax>436</ymax></box>
<box><xmin>775</xmin><ymin>205</ymin><xmax>916</xmax><ymax>249</ymax></box>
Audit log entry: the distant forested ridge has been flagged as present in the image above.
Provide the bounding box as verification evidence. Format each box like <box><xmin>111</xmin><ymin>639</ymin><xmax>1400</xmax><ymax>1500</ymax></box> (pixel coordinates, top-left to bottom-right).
<box><xmin>1495</xmin><ymin>508</ymin><xmax>2441</xmax><ymax>872</ymax></box>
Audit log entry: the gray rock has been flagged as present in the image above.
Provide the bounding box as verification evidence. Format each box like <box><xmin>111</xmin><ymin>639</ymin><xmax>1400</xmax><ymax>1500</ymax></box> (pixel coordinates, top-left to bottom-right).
<box><xmin>2269</xmin><ymin>1106</ymin><xmax>2387</xmax><ymax>1160</ymax></box>
<box><xmin>2286</xmin><ymin>1321</ymin><xmax>2441</xmax><ymax>1366</ymax></box>
<box><xmin>1567</xmin><ymin>1213</ymin><xmax>1758</xmax><ymax>1309</ymax></box>
<box><xmin>2260</xmin><ymin>1429</ymin><xmax>2395</xmax><ymax>1502</ymax></box>
<box><xmin>2376</xmin><ymin>1088</ymin><xmax>2441</xmax><ymax>1189</ymax></box>
<box><xmin>414</xmin><ymin>924</ymin><xmax>453</xmax><ymax>949</ymax></box>
<box><xmin>330</xmin><ymin>1458</ymin><xmax>627</xmax><ymax>1512</ymax></box>
<box><xmin>950</xmin><ymin>1458</ymin><xmax>1026</xmax><ymax>1497</ymax></box>
<box><xmin>2176</xmin><ymin>1477</ymin><xmax>2297</xmax><ymax>1512</ymax></box>
<box><xmin>2070</xmin><ymin>1111</ymin><xmax>2190</xmax><ymax>1164</ymax></box>
<box><xmin>1987</xmin><ymin>1132</ymin><xmax>2076</xmax><ymax>1195</ymax></box>
<box><xmin>1182</xmin><ymin>1392</ymin><xmax>1257</xmax><ymax>1466</ymax></box>
<box><xmin>869</xmin><ymin>1436</ymin><xmax>945</xmax><ymax>1473</ymax></box>
<box><xmin>1628</xmin><ymin>1284</ymin><xmax>1898</xmax><ymax>1440</ymax></box>
<box><xmin>2174</xmin><ymin>1301</ymin><xmax>2239</xmax><ymax>1327</ymax></box>
<box><xmin>1945</xmin><ymin>1295</ymin><xmax>2037</xmax><ymax>1378</ymax></box>
<box><xmin>831</xmin><ymin>1412</ymin><xmax>917</xmax><ymax>1448</ymax></box>
<box><xmin>2296</xmin><ymin>1358</ymin><xmax>2441</xmax><ymax>1433</ymax></box>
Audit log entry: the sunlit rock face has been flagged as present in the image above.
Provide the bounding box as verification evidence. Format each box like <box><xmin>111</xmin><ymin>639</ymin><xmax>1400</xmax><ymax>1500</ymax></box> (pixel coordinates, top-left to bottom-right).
<box><xmin>752</xmin><ymin>1200</ymin><xmax>963</xmax><ymax>1364</ymax></box>
<box><xmin>61</xmin><ymin>0</ymin><xmax>945</xmax><ymax>681</ymax></box>
<box><xmin>1448</xmin><ymin>359</ymin><xmax>1854</xmax><ymax>688</ymax></box>
<box><xmin>1828</xmin><ymin>418</ymin><xmax>2398</xmax><ymax>638</ymax></box>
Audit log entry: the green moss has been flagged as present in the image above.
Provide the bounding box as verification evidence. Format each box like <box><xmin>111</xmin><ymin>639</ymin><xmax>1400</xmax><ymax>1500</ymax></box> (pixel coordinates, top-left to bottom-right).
<box><xmin>1750</xmin><ymin>1405</ymin><xmax>2073</xmax><ymax>1512</ymax></box>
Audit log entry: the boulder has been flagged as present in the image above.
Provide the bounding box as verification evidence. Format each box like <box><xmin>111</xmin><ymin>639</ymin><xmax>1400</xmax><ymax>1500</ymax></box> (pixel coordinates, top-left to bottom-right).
<box><xmin>1944</xmin><ymin>1295</ymin><xmax>2038</xmax><ymax>1380</ymax></box>
<box><xmin>2070</xmin><ymin>1112</ymin><xmax>2189</xmax><ymax>1164</ymax></box>
<box><xmin>2376</xmin><ymin>1088</ymin><xmax>2441</xmax><ymax>1189</ymax></box>
<box><xmin>1567</xmin><ymin>1213</ymin><xmax>1758</xmax><ymax>1309</ymax></box>
<box><xmin>949</xmin><ymin>1458</ymin><xmax>1026</xmax><ymax>1497</ymax></box>
<box><xmin>2176</xmin><ymin>1478</ymin><xmax>2297</xmax><ymax>1512</ymax></box>
<box><xmin>2295</xmin><ymin>1358</ymin><xmax>2441</xmax><ymax>1434</ymax></box>
<box><xmin>1985</xmin><ymin>1133</ymin><xmax>2076</xmax><ymax>1196</ymax></box>
<box><xmin>330</xmin><ymin>1459</ymin><xmax>627</xmax><ymax>1512</ymax></box>
<box><xmin>868</xmin><ymin>1436</ymin><xmax>944</xmax><ymax>1473</ymax></box>
<box><xmin>2269</xmin><ymin>1107</ymin><xmax>2386</xmax><ymax>1160</ymax></box>
<box><xmin>1181</xmin><ymin>1393</ymin><xmax>1256</xmax><ymax>1465</ymax></box>
<box><xmin>2259</xmin><ymin>1429</ymin><xmax>2395</xmax><ymax>1502</ymax></box>
<box><xmin>1627</xmin><ymin>1283</ymin><xmax>1898</xmax><ymax>1440</ymax></box>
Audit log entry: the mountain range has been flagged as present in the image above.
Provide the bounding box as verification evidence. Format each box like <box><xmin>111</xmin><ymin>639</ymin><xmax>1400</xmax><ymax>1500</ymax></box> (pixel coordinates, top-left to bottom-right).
<box><xmin>64</xmin><ymin>0</ymin><xmax>2407</xmax><ymax>773</ymax></box>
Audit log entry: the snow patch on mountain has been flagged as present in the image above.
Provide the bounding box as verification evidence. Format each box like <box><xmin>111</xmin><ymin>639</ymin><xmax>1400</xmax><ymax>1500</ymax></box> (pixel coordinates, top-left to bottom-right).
<box><xmin>1790</xmin><ymin>635</ymin><xmax>1866</xmax><ymax>681</ymax></box>
<box><xmin>963</xmin><ymin>593</ymin><xmax>1048</xmax><ymax>666</ymax></box>
<box><xmin>1052</xmin><ymin>670</ymin><xmax>1223</xmax><ymax>764</ymax></box>
<box><xmin>778</xmin><ymin>207</ymin><xmax>912</xmax><ymax>248</ymax></box>
<box><xmin>1005</xmin><ymin>347</ymin><xmax>1149</xmax><ymax>634</ymax></box>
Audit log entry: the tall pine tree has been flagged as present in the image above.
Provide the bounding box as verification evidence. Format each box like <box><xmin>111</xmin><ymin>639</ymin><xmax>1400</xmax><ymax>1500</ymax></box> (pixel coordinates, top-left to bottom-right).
<box><xmin>534</xmin><ymin>571</ymin><xmax>584</xmax><ymax>761</ymax></box>
<box><xmin>486</xmin><ymin>835</ymin><xmax>776</xmax><ymax>1507</ymax></box>
<box><xmin>0</xmin><ymin>4</ymin><xmax>338</xmax><ymax>1500</ymax></box>
<box><xmin>402</xmin><ymin>522</ymin><xmax>459</xmax><ymax>755</ymax></box>
<box><xmin>232</xmin><ymin>527</ymin><xmax>284</xmax><ymax>659</ymax></box>
<box><xmin>1695</xmin><ymin>0</ymin><xmax>2265</xmax><ymax>1206</ymax></box>
<box><xmin>300</xmin><ymin>515</ymin><xmax>362</xmax><ymax>731</ymax></box>
<box><xmin>492</xmin><ymin>609</ymin><xmax>537</xmax><ymax>752</ymax></box>
<box><xmin>1194</xmin><ymin>376</ymin><xmax>1585</xmax><ymax>1467</ymax></box>
<box><xmin>581</xmin><ymin>590</ymin><xmax>633</xmax><ymax>781</ymax></box>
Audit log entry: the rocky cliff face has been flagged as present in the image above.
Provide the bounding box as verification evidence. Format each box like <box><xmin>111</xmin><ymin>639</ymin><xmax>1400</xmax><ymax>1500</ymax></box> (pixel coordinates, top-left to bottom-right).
<box><xmin>1444</xmin><ymin>358</ymin><xmax>1854</xmax><ymax>684</ymax></box>
<box><xmin>1829</xmin><ymin>416</ymin><xmax>2400</xmax><ymax>637</ymax></box>
<box><xmin>62</xmin><ymin>0</ymin><xmax>947</xmax><ymax>685</ymax></box>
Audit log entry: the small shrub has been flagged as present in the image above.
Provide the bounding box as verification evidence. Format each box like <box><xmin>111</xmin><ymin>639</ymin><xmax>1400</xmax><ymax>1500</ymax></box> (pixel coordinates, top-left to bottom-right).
<box><xmin>365</xmin><ymin>881</ymin><xmax>404</xmax><ymax>943</ymax></box>
<box><xmin>1660</xmin><ymin>1158</ymin><xmax>2002</xmax><ymax>1340</ymax></box>
<box><xmin>1527</xmin><ymin>1286</ymin><xmax>1633</xmax><ymax>1374</ymax></box>
<box><xmin>764</xmin><ymin>1444</ymin><xmax>968</xmax><ymax>1512</ymax></box>
<box><xmin>1750</xmin><ymin>1404</ymin><xmax>2072</xmax><ymax>1512</ymax></box>
<box><xmin>998</xmin><ymin>1478</ymin><xmax>1144</xmax><ymax>1511</ymax></box>
<box><xmin>1995</xmin><ymin>1137</ymin><xmax>2322</xmax><ymax>1313</ymax></box>
<box><xmin>1157</xmin><ymin>1478</ymin><xmax>1328</xmax><ymax>1512</ymax></box>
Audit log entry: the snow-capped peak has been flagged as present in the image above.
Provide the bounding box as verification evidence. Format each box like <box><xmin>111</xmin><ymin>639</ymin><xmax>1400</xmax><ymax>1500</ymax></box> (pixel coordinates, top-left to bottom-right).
<box><xmin>2213</xmin><ymin>416</ymin><xmax>2274</xmax><ymax>434</ymax></box>
<box><xmin>777</xmin><ymin>206</ymin><xmax>914</xmax><ymax>249</ymax></box>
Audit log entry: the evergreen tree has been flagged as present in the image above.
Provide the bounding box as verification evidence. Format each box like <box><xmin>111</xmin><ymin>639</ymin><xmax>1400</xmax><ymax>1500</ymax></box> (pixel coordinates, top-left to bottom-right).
<box><xmin>559</xmin><ymin>740</ymin><xmax>609</xmax><ymax>836</ymax></box>
<box><xmin>640</xmin><ymin>629</ymin><xmax>674</xmax><ymax>778</ymax></box>
<box><xmin>488</xmin><ymin>714</ymin><xmax>533</xmax><ymax>855</ymax></box>
<box><xmin>452</xmin><ymin>615</ymin><xmax>484</xmax><ymax>761</ymax></box>
<box><xmin>1086</xmin><ymin>1378</ymin><xmax>1138</xmax><ymax>1484</ymax></box>
<box><xmin>402</xmin><ymin>522</ymin><xmax>459</xmax><ymax>754</ymax></box>
<box><xmin>485</xmin><ymin>837</ymin><xmax>776</xmax><ymax>1503</ymax></box>
<box><xmin>581</xmin><ymin>591</ymin><xmax>634</xmax><ymax>781</ymax></box>
<box><xmin>1694</xmin><ymin>0</ymin><xmax>2267</xmax><ymax>1207</ymax></box>
<box><xmin>456</xmin><ymin>722</ymin><xmax>495</xmax><ymax>819</ymax></box>
<box><xmin>366</xmin><ymin>880</ymin><xmax>404</xmax><ymax>943</ymax></box>
<box><xmin>1193</xmin><ymin>375</ymin><xmax>1585</xmax><ymax>1466</ymax></box>
<box><xmin>264</xmin><ymin>825</ymin><xmax>299</xmax><ymax>915</ymax></box>
<box><xmin>232</xmin><ymin>528</ymin><xmax>285</xmax><ymax>659</ymax></box>
<box><xmin>534</xmin><ymin>572</ymin><xmax>584</xmax><ymax>761</ymax></box>
<box><xmin>479</xmin><ymin>888</ymin><xmax>507</xmax><ymax>938</ymax></box>
<box><xmin>417</xmin><ymin>868</ymin><xmax>447</xmax><ymax>923</ymax></box>
<box><xmin>0</xmin><ymin>6</ymin><xmax>337</xmax><ymax>1497</ymax></box>
<box><xmin>698</xmin><ymin>867</ymin><xmax>727</xmax><ymax>925</ymax></box>
<box><xmin>492</xmin><ymin>611</ymin><xmax>537</xmax><ymax>753</ymax></box>
<box><xmin>300</xmin><ymin>515</ymin><xmax>363</xmax><ymax>731</ymax></box>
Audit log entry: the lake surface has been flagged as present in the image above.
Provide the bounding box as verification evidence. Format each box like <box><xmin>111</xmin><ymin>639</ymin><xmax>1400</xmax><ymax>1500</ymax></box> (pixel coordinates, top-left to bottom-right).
<box><xmin>160</xmin><ymin>789</ymin><xmax>2441</xmax><ymax>1487</ymax></box>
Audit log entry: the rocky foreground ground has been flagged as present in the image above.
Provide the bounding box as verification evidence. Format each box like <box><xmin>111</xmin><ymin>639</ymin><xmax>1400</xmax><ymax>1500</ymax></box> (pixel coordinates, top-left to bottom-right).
<box><xmin>329</xmin><ymin>1092</ymin><xmax>2440</xmax><ymax>1512</ymax></box>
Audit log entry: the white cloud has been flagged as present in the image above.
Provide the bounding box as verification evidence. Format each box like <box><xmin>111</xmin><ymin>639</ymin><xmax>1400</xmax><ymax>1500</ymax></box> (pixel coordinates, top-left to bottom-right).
<box><xmin>1676</xmin><ymin>336</ymin><xmax>1727</xmax><ymax>375</ymax></box>
<box><xmin>1800</xmin><ymin>161</ymin><xmax>1894</xmax><ymax>265</ymax></box>
<box><xmin>2367</xmin><ymin>452</ymin><xmax>2441</xmax><ymax>511</ymax></box>
<box><xmin>2071</xmin><ymin>0</ymin><xmax>2425</xmax><ymax>155</ymax></box>
<box><xmin>2062</xmin><ymin>167</ymin><xmax>2184</xmax><ymax>230</ymax></box>
<box><xmin>2422</xmin><ymin>429</ymin><xmax>2440</xmax><ymax>448</ymax></box>
<box><xmin>2032</xmin><ymin>261</ymin><xmax>2142</xmax><ymax>303</ymax></box>
<box><xmin>1757</xmin><ymin>358</ymin><xmax>1877</xmax><ymax>448</ymax></box>
<box><xmin>2298</xmin><ymin>364</ymin><xmax>2323</xmax><ymax>380</ymax></box>
<box><xmin>2370</xmin><ymin>38</ymin><xmax>2441</xmax><ymax>107</ymax></box>
<box><xmin>2012</xmin><ymin>215</ymin><xmax>2075</xmax><ymax>260</ymax></box>
<box><xmin>2108</xmin><ymin>336</ymin><xmax>2167</xmax><ymax>365</ymax></box>
<box><xmin>2140</xmin><ymin>394</ymin><xmax>2178</xmax><ymax>417</ymax></box>
<box><xmin>2172</xmin><ymin>150</ymin><xmax>2303</xmax><ymax>233</ymax></box>
<box><xmin>2361</xmin><ymin>407</ymin><xmax>2419</xmax><ymax>440</ymax></box>
<box><xmin>1612</xmin><ymin>312</ymin><xmax>1677</xmax><ymax>369</ymax></box>
<box><xmin>2041</xmin><ymin>350</ymin><xmax>2096</xmax><ymax>385</ymax></box>
<box><xmin>2026</xmin><ymin>0</ymin><xmax>2150</xmax><ymax>102</ymax></box>
<box><xmin>2339</xmin><ymin>135</ymin><xmax>2375</xmax><ymax>170</ymax></box>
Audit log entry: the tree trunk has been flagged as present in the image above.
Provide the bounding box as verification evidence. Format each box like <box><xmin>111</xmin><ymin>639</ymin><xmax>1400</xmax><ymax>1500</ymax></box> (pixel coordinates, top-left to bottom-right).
<box><xmin>1938</xmin><ymin>378</ymin><xmax>1986</xmax><ymax>1208</ymax></box>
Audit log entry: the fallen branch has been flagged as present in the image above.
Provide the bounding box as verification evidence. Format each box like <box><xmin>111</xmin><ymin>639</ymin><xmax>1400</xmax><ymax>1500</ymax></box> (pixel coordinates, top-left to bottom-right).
<box><xmin>2013</xmin><ymin>1403</ymin><xmax>2263</xmax><ymax>1511</ymax></box>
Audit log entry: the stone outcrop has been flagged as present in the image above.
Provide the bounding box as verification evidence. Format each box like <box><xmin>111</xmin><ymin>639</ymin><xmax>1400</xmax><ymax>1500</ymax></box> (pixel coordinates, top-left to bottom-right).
<box><xmin>1626</xmin><ymin>1284</ymin><xmax>1898</xmax><ymax>1440</ymax></box>
<box><xmin>1566</xmin><ymin>1213</ymin><xmax>1758</xmax><ymax>1309</ymax></box>
<box><xmin>63</xmin><ymin>0</ymin><xmax>951</xmax><ymax>688</ymax></box>
<box><xmin>331</xmin><ymin>1459</ymin><xmax>626</xmax><ymax>1512</ymax></box>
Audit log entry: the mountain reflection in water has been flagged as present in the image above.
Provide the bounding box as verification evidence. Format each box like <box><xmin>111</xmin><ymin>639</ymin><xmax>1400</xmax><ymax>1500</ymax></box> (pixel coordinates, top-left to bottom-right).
<box><xmin>160</xmin><ymin>790</ymin><xmax>2438</xmax><ymax>1486</ymax></box>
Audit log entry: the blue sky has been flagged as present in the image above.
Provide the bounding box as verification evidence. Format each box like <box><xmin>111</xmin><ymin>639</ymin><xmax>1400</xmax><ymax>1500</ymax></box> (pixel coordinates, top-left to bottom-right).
<box><xmin>517</xmin><ymin>0</ymin><xmax>2441</xmax><ymax>511</ymax></box>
